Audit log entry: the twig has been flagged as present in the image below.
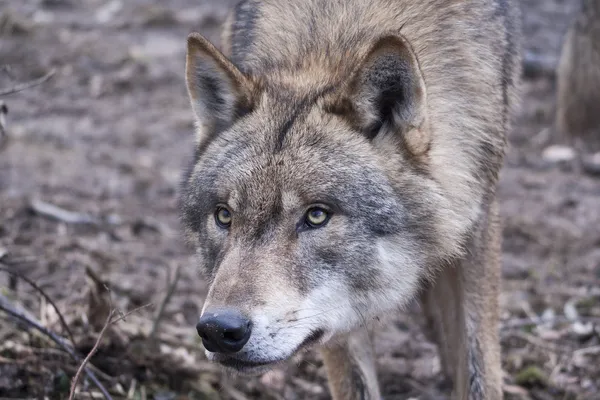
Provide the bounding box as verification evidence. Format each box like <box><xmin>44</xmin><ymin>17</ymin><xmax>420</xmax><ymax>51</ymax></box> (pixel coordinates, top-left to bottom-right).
<box><xmin>0</xmin><ymin>104</ymin><xmax>6</xmax><ymax>152</ymax></box>
<box><xmin>573</xmin><ymin>345</ymin><xmax>600</xmax><ymax>357</ymax></box>
<box><xmin>69</xmin><ymin>303</ymin><xmax>153</xmax><ymax>399</ymax></box>
<box><xmin>149</xmin><ymin>263</ymin><xmax>181</xmax><ymax>340</ymax></box>
<box><xmin>0</xmin><ymin>101</ymin><xmax>6</xmax><ymax>144</ymax></box>
<box><xmin>69</xmin><ymin>310</ymin><xmax>115</xmax><ymax>400</ymax></box>
<box><xmin>0</xmin><ymin>69</ymin><xmax>56</xmax><ymax>96</ymax></box>
<box><xmin>28</xmin><ymin>199</ymin><xmax>122</xmax><ymax>242</ymax></box>
<box><xmin>501</xmin><ymin>316</ymin><xmax>600</xmax><ymax>331</ymax></box>
<box><xmin>126</xmin><ymin>379</ymin><xmax>137</xmax><ymax>400</ymax></box>
<box><xmin>0</xmin><ymin>295</ymin><xmax>113</xmax><ymax>400</ymax></box>
<box><xmin>111</xmin><ymin>303</ymin><xmax>153</xmax><ymax>324</ymax></box>
<box><xmin>503</xmin><ymin>330</ymin><xmax>569</xmax><ymax>353</ymax></box>
<box><xmin>29</xmin><ymin>198</ymin><xmax>100</xmax><ymax>225</ymax></box>
<box><xmin>0</xmin><ymin>265</ymin><xmax>77</xmax><ymax>346</ymax></box>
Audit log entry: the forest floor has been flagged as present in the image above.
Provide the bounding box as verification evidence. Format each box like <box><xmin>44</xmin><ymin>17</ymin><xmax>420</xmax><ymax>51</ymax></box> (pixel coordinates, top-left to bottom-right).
<box><xmin>1</xmin><ymin>0</ymin><xmax>599</xmax><ymax>399</ymax></box>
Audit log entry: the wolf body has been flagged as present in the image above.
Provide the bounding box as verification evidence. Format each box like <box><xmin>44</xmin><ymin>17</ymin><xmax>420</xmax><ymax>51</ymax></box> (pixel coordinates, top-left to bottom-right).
<box><xmin>180</xmin><ymin>0</ymin><xmax>522</xmax><ymax>399</ymax></box>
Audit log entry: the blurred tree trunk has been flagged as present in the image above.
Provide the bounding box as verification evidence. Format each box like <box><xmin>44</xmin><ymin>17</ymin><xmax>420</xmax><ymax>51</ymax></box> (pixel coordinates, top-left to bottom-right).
<box><xmin>555</xmin><ymin>0</ymin><xmax>600</xmax><ymax>152</ymax></box>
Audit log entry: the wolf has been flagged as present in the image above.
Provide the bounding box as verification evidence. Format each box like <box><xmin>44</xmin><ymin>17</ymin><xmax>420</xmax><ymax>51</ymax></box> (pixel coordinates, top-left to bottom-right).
<box><xmin>555</xmin><ymin>0</ymin><xmax>600</xmax><ymax>152</ymax></box>
<box><xmin>179</xmin><ymin>0</ymin><xmax>522</xmax><ymax>399</ymax></box>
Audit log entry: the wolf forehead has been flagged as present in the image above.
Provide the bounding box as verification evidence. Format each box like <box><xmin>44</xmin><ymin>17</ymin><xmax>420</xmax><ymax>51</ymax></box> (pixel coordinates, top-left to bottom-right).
<box><xmin>180</xmin><ymin>93</ymin><xmax>407</xmax><ymax>232</ymax></box>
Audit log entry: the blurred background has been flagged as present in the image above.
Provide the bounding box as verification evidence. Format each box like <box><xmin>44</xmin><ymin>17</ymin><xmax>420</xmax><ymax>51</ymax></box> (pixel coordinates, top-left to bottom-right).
<box><xmin>0</xmin><ymin>0</ymin><xmax>598</xmax><ymax>399</ymax></box>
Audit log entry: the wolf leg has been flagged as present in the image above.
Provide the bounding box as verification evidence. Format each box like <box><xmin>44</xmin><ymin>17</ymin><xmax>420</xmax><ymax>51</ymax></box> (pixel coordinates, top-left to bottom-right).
<box><xmin>422</xmin><ymin>201</ymin><xmax>503</xmax><ymax>400</ymax></box>
<box><xmin>321</xmin><ymin>327</ymin><xmax>381</xmax><ymax>400</ymax></box>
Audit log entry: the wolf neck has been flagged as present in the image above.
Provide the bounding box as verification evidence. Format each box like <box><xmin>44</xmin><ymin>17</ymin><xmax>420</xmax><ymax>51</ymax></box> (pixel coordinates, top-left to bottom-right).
<box><xmin>260</xmin><ymin>64</ymin><xmax>350</xmax><ymax>97</ymax></box>
<box><xmin>229</xmin><ymin>0</ymin><xmax>380</xmax><ymax>84</ymax></box>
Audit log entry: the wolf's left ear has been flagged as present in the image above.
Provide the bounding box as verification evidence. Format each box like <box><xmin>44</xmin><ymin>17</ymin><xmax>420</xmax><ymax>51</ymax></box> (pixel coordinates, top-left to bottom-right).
<box><xmin>185</xmin><ymin>33</ymin><xmax>255</xmax><ymax>141</ymax></box>
<box><xmin>341</xmin><ymin>35</ymin><xmax>429</xmax><ymax>154</ymax></box>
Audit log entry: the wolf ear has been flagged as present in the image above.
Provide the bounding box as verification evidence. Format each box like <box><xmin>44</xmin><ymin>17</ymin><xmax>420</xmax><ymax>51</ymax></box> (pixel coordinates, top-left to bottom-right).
<box><xmin>342</xmin><ymin>35</ymin><xmax>429</xmax><ymax>154</ymax></box>
<box><xmin>185</xmin><ymin>33</ymin><xmax>255</xmax><ymax>140</ymax></box>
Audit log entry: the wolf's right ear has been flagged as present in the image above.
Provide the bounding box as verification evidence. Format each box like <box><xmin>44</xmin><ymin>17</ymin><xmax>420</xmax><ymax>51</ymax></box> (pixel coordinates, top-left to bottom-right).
<box><xmin>185</xmin><ymin>33</ymin><xmax>255</xmax><ymax>141</ymax></box>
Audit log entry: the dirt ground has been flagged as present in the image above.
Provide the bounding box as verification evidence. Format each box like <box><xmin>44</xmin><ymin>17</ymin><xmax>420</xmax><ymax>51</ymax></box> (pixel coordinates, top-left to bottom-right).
<box><xmin>1</xmin><ymin>0</ymin><xmax>599</xmax><ymax>399</ymax></box>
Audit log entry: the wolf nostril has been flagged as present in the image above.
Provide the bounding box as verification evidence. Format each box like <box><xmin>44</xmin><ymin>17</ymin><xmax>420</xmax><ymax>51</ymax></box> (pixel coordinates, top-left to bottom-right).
<box><xmin>196</xmin><ymin>309</ymin><xmax>252</xmax><ymax>354</ymax></box>
<box><xmin>223</xmin><ymin>320</ymin><xmax>252</xmax><ymax>341</ymax></box>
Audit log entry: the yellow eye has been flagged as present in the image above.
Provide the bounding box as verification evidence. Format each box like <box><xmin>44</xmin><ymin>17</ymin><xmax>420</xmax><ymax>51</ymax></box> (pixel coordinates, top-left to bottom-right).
<box><xmin>215</xmin><ymin>207</ymin><xmax>232</xmax><ymax>228</ymax></box>
<box><xmin>305</xmin><ymin>207</ymin><xmax>330</xmax><ymax>228</ymax></box>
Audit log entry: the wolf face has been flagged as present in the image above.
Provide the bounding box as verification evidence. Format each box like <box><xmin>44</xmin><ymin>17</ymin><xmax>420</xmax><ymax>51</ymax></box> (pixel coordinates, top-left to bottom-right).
<box><xmin>179</xmin><ymin>32</ymin><xmax>467</xmax><ymax>374</ymax></box>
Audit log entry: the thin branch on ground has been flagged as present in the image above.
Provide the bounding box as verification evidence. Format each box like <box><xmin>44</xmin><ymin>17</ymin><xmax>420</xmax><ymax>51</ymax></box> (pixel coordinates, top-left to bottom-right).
<box><xmin>69</xmin><ymin>310</ymin><xmax>114</xmax><ymax>400</ymax></box>
<box><xmin>0</xmin><ymin>101</ymin><xmax>6</xmax><ymax>150</ymax></box>
<box><xmin>0</xmin><ymin>69</ymin><xmax>56</xmax><ymax>96</ymax></box>
<box><xmin>0</xmin><ymin>265</ymin><xmax>76</xmax><ymax>346</ymax></box>
<box><xmin>112</xmin><ymin>303</ymin><xmax>154</xmax><ymax>324</ymax></box>
<box><xmin>502</xmin><ymin>330</ymin><xmax>570</xmax><ymax>353</ymax></box>
<box><xmin>69</xmin><ymin>303</ymin><xmax>153</xmax><ymax>399</ymax></box>
<box><xmin>573</xmin><ymin>345</ymin><xmax>600</xmax><ymax>357</ymax></box>
<box><xmin>29</xmin><ymin>199</ymin><xmax>122</xmax><ymax>242</ymax></box>
<box><xmin>149</xmin><ymin>263</ymin><xmax>181</xmax><ymax>340</ymax></box>
<box><xmin>0</xmin><ymin>294</ymin><xmax>113</xmax><ymax>400</ymax></box>
<box><xmin>29</xmin><ymin>198</ymin><xmax>100</xmax><ymax>225</ymax></box>
<box><xmin>0</xmin><ymin>101</ymin><xmax>6</xmax><ymax>134</ymax></box>
<box><xmin>501</xmin><ymin>315</ymin><xmax>600</xmax><ymax>331</ymax></box>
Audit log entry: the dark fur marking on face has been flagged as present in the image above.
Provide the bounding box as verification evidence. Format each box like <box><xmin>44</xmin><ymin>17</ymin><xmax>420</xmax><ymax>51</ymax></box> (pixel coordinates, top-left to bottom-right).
<box><xmin>276</xmin><ymin>109</ymin><xmax>302</xmax><ymax>151</ymax></box>
<box><xmin>274</xmin><ymin>85</ymin><xmax>337</xmax><ymax>151</ymax></box>
<box><xmin>314</xmin><ymin>245</ymin><xmax>381</xmax><ymax>292</ymax></box>
<box><xmin>314</xmin><ymin>247</ymin><xmax>340</xmax><ymax>267</ymax></box>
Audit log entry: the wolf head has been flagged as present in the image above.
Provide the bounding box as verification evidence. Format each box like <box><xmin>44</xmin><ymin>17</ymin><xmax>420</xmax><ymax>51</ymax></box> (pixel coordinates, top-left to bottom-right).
<box><xmin>179</xmin><ymin>32</ymin><xmax>465</xmax><ymax>373</ymax></box>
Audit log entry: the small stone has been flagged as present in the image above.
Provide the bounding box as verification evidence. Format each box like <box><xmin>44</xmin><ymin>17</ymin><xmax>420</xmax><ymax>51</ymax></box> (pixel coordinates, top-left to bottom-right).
<box><xmin>542</xmin><ymin>145</ymin><xmax>576</xmax><ymax>164</ymax></box>
<box><xmin>538</xmin><ymin>328</ymin><xmax>561</xmax><ymax>341</ymax></box>
<box><xmin>581</xmin><ymin>379</ymin><xmax>593</xmax><ymax>390</ymax></box>
<box><xmin>564</xmin><ymin>300</ymin><xmax>579</xmax><ymax>321</ymax></box>
<box><xmin>541</xmin><ymin>308</ymin><xmax>555</xmax><ymax>323</ymax></box>
<box><xmin>571</xmin><ymin>321</ymin><xmax>594</xmax><ymax>340</ymax></box>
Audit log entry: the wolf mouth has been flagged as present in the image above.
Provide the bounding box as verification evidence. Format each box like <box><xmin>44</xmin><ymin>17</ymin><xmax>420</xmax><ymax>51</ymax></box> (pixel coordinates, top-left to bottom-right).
<box><xmin>217</xmin><ymin>356</ymin><xmax>277</xmax><ymax>371</ymax></box>
<box><xmin>213</xmin><ymin>329</ymin><xmax>325</xmax><ymax>373</ymax></box>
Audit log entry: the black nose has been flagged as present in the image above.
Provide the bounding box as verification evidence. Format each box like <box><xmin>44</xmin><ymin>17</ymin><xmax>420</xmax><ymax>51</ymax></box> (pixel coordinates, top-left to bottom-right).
<box><xmin>196</xmin><ymin>309</ymin><xmax>252</xmax><ymax>354</ymax></box>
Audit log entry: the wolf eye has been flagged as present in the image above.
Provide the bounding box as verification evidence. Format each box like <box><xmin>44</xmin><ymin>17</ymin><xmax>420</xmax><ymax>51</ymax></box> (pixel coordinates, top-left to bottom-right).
<box><xmin>215</xmin><ymin>206</ymin><xmax>232</xmax><ymax>228</ymax></box>
<box><xmin>304</xmin><ymin>207</ymin><xmax>330</xmax><ymax>228</ymax></box>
